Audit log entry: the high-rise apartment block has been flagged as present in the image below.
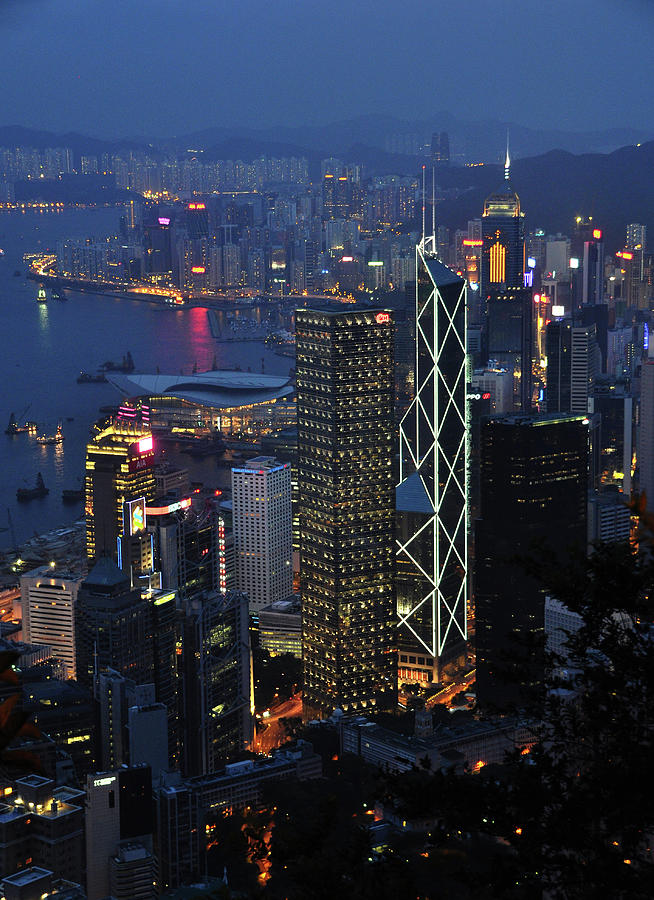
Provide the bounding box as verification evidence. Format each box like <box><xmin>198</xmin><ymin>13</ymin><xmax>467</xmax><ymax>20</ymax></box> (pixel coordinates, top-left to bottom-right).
<box><xmin>297</xmin><ymin>306</ymin><xmax>397</xmax><ymax>718</ymax></box>
<box><xmin>232</xmin><ymin>457</ymin><xmax>293</xmax><ymax>614</ymax></box>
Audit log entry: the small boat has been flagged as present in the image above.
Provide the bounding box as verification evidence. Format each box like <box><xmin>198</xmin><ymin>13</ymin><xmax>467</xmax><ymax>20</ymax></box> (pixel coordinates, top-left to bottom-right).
<box><xmin>5</xmin><ymin>413</ymin><xmax>28</xmax><ymax>435</ymax></box>
<box><xmin>101</xmin><ymin>351</ymin><xmax>134</xmax><ymax>373</ymax></box>
<box><xmin>51</xmin><ymin>286</ymin><xmax>66</xmax><ymax>301</ymax></box>
<box><xmin>37</xmin><ymin>423</ymin><xmax>64</xmax><ymax>445</ymax></box>
<box><xmin>17</xmin><ymin>473</ymin><xmax>49</xmax><ymax>502</ymax></box>
<box><xmin>26</xmin><ymin>421</ymin><xmax>38</xmax><ymax>435</ymax></box>
<box><xmin>62</xmin><ymin>487</ymin><xmax>84</xmax><ymax>504</ymax></box>
<box><xmin>0</xmin><ymin>249</ymin><xmax>4</xmax><ymax>256</ymax></box>
<box><xmin>36</xmin><ymin>286</ymin><xmax>47</xmax><ymax>303</ymax></box>
<box><xmin>77</xmin><ymin>371</ymin><xmax>107</xmax><ymax>384</ymax></box>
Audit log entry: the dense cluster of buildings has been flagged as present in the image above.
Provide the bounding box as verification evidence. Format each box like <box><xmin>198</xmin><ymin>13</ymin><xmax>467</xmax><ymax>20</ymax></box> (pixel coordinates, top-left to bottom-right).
<box><xmin>2</xmin><ymin>133</ymin><xmax>653</xmax><ymax>895</ymax></box>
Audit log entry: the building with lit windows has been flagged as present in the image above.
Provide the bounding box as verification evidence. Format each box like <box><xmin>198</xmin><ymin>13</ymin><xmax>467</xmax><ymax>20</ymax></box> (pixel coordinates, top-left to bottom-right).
<box><xmin>396</xmin><ymin>246</ymin><xmax>468</xmax><ymax>685</ymax></box>
<box><xmin>259</xmin><ymin>597</ymin><xmax>301</xmax><ymax>657</ymax></box>
<box><xmin>297</xmin><ymin>306</ymin><xmax>397</xmax><ymax>719</ymax></box>
<box><xmin>486</xmin><ymin>286</ymin><xmax>533</xmax><ymax>412</ymax></box>
<box><xmin>84</xmin><ymin>406</ymin><xmax>156</xmax><ymax>567</ymax></box>
<box><xmin>232</xmin><ymin>457</ymin><xmax>293</xmax><ymax>615</ymax></box>
<box><xmin>74</xmin><ymin>559</ymin><xmax>154</xmax><ymax>694</ymax></box>
<box><xmin>481</xmin><ymin>149</ymin><xmax>525</xmax><ymax>292</ymax></box>
<box><xmin>20</xmin><ymin>567</ymin><xmax>82</xmax><ymax>679</ymax></box>
<box><xmin>475</xmin><ymin>414</ymin><xmax>588</xmax><ymax>710</ymax></box>
<box><xmin>546</xmin><ymin>321</ymin><xmax>600</xmax><ymax>415</ymax></box>
<box><xmin>179</xmin><ymin>591</ymin><xmax>253</xmax><ymax>776</ymax></box>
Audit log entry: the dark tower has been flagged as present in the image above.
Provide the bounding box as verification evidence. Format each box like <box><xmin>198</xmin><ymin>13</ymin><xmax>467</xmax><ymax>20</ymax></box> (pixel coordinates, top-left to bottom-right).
<box><xmin>475</xmin><ymin>414</ymin><xmax>588</xmax><ymax>710</ymax></box>
<box><xmin>297</xmin><ymin>306</ymin><xmax>397</xmax><ymax>718</ymax></box>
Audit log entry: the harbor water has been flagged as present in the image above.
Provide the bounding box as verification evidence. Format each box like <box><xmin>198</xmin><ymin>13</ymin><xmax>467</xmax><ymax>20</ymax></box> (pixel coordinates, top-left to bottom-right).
<box><xmin>0</xmin><ymin>207</ymin><xmax>292</xmax><ymax>550</ymax></box>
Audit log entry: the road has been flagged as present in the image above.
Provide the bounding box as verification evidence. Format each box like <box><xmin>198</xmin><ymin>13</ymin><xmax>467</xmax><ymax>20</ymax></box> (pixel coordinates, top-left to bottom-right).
<box><xmin>425</xmin><ymin>669</ymin><xmax>476</xmax><ymax>709</ymax></box>
<box><xmin>252</xmin><ymin>692</ymin><xmax>303</xmax><ymax>754</ymax></box>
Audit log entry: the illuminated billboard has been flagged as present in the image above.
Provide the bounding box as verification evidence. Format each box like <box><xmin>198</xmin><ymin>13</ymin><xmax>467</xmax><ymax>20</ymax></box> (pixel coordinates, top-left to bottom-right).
<box><xmin>124</xmin><ymin>497</ymin><xmax>147</xmax><ymax>536</ymax></box>
<box><xmin>375</xmin><ymin>312</ymin><xmax>391</xmax><ymax>324</ymax></box>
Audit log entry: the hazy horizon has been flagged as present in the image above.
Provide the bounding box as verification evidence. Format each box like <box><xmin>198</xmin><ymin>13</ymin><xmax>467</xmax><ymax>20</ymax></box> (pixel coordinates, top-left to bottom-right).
<box><xmin>2</xmin><ymin>0</ymin><xmax>653</xmax><ymax>139</ymax></box>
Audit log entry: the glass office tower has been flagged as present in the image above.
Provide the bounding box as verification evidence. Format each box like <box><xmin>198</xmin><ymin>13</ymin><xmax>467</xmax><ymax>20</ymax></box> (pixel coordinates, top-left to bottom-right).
<box><xmin>297</xmin><ymin>306</ymin><xmax>397</xmax><ymax>718</ymax></box>
<box><xmin>396</xmin><ymin>246</ymin><xmax>468</xmax><ymax>684</ymax></box>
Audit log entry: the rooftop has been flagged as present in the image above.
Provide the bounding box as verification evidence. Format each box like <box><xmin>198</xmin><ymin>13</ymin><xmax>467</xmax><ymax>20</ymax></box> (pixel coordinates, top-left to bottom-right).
<box><xmin>108</xmin><ymin>369</ymin><xmax>294</xmax><ymax>410</ymax></box>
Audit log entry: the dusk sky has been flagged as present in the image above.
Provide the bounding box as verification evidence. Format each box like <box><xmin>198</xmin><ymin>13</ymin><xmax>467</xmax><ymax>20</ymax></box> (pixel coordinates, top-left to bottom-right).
<box><xmin>2</xmin><ymin>0</ymin><xmax>653</xmax><ymax>138</ymax></box>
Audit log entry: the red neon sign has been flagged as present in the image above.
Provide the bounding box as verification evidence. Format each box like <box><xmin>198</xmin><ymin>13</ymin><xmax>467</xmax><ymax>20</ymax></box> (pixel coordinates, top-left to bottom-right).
<box><xmin>146</xmin><ymin>497</ymin><xmax>192</xmax><ymax>516</ymax></box>
<box><xmin>618</xmin><ymin>251</ymin><xmax>633</xmax><ymax>261</ymax></box>
<box><xmin>191</xmin><ymin>266</ymin><xmax>206</xmax><ymax>274</ymax></box>
<box><xmin>592</xmin><ymin>229</ymin><xmax>602</xmax><ymax>240</ymax></box>
<box><xmin>137</xmin><ymin>436</ymin><xmax>153</xmax><ymax>454</ymax></box>
<box><xmin>462</xmin><ymin>239</ymin><xmax>483</xmax><ymax>247</ymax></box>
<box><xmin>188</xmin><ymin>203</ymin><xmax>206</xmax><ymax>210</ymax></box>
<box><xmin>375</xmin><ymin>312</ymin><xmax>391</xmax><ymax>324</ymax></box>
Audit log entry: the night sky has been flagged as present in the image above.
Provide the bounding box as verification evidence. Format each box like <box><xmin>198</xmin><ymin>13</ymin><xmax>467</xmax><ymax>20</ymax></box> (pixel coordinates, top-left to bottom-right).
<box><xmin>2</xmin><ymin>0</ymin><xmax>652</xmax><ymax>138</ymax></box>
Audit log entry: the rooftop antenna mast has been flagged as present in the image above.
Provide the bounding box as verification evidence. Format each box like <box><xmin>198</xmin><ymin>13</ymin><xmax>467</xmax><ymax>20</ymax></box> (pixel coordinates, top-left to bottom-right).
<box><xmin>431</xmin><ymin>165</ymin><xmax>436</xmax><ymax>254</ymax></box>
<box><xmin>504</xmin><ymin>128</ymin><xmax>511</xmax><ymax>181</ymax></box>
<box><xmin>421</xmin><ymin>164</ymin><xmax>426</xmax><ymax>246</ymax></box>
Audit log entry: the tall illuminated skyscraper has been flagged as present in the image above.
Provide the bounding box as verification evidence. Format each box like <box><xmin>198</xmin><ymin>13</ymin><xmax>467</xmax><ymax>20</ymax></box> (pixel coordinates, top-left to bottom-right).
<box><xmin>85</xmin><ymin>405</ymin><xmax>156</xmax><ymax>568</ymax></box>
<box><xmin>481</xmin><ymin>146</ymin><xmax>525</xmax><ymax>291</ymax></box>
<box><xmin>297</xmin><ymin>306</ymin><xmax>397</xmax><ymax>718</ymax></box>
<box><xmin>396</xmin><ymin>240</ymin><xmax>468</xmax><ymax>684</ymax></box>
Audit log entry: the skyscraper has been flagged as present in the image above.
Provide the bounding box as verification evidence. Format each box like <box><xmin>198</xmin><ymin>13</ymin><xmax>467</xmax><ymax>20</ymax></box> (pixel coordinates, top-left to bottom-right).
<box><xmin>74</xmin><ymin>558</ymin><xmax>153</xmax><ymax>692</ymax></box>
<box><xmin>85</xmin><ymin>408</ymin><xmax>156</xmax><ymax>567</ymax></box>
<box><xmin>20</xmin><ymin>566</ymin><xmax>82</xmax><ymax>678</ymax></box>
<box><xmin>396</xmin><ymin>247</ymin><xmax>468</xmax><ymax>684</ymax></box>
<box><xmin>546</xmin><ymin>321</ymin><xmax>600</xmax><ymax>415</ymax></box>
<box><xmin>180</xmin><ymin>590</ymin><xmax>253</xmax><ymax>775</ymax></box>
<box><xmin>486</xmin><ymin>286</ymin><xmax>533</xmax><ymax>411</ymax></box>
<box><xmin>232</xmin><ymin>457</ymin><xmax>293</xmax><ymax>614</ymax></box>
<box><xmin>638</xmin><ymin>359</ymin><xmax>654</xmax><ymax>511</ymax></box>
<box><xmin>431</xmin><ymin>131</ymin><xmax>450</xmax><ymax>167</ymax></box>
<box><xmin>475</xmin><ymin>414</ymin><xmax>588</xmax><ymax>710</ymax></box>
<box><xmin>297</xmin><ymin>306</ymin><xmax>397</xmax><ymax>718</ymax></box>
<box><xmin>481</xmin><ymin>148</ymin><xmax>525</xmax><ymax>292</ymax></box>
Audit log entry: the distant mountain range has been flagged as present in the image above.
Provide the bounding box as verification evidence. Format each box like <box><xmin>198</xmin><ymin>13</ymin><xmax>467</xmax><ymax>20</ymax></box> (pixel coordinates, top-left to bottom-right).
<box><xmin>173</xmin><ymin>113</ymin><xmax>653</xmax><ymax>163</ymax></box>
<box><xmin>0</xmin><ymin>114</ymin><xmax>651</xmax><ymax>163</ymax></box>
<box><xmin>2</xmin><ymin>120</ymin><xmax>653</xmax><ymax>250</ymax></box>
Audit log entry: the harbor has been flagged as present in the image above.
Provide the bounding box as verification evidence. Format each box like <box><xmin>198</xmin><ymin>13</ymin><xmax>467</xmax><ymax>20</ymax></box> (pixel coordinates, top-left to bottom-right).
<box><xmin>0</xmin><ymin>206</ymin><xmax>294</xmax><ymax>549</ymax></box>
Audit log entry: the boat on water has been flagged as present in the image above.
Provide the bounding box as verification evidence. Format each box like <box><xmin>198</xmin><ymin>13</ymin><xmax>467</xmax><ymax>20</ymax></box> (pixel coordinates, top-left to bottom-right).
<box><xmin>26</xmin><ymin>421</ymin><xmax>38</xmax><ymax>435</ymax></box>
<box><xmin>62</xmin><ymin>487</ymin><xmax>84</xmax><ymax>504</ymax></box>
<box><xmin>51</xmin><ymin>286</ymin><xmax>66</xmax><ymax>301</ymax></box>
<box><xmin>37</xmin><ymin>423</ymin><xmax>64</xmax><ymax>445</ymax></box>
<box><xmin>36</xmin><ymin>286</ymin><xmax>47</xmax><ymax>303</ymax></box>
<box><xmin>101</xmin><ymin>351</ymin><xmax>134</xmax><ymax>373</ymax></box>
<box><xmin>77</xmin><ymin>371</ymin><xmax>107</xmax><ymax>384</ymax></box>
<box><xmin>17</xmin><ymin>473</ymin><xmax>49</xmax><ymax>502</ymax></box>
<box><xmin>5</xmin><ymin>413</ymin><xmax>28</xmax><ymax>435</ymax></box>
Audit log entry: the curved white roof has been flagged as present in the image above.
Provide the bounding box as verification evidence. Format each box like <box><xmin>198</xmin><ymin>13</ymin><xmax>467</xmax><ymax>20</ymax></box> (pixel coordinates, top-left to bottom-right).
<box><xmin>107</xmin><ymin>370</ymin><xmax>294</xmax><ymax>409</ymax></box>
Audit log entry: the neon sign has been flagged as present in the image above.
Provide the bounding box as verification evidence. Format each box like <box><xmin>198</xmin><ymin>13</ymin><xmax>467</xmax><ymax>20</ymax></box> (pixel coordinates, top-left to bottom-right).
<box><xmin>137</xmin><ymin>436</ymin><xmax>153</xmax><ymax>454</ymax></box>
<box><xmin>375</xmin><ymin>312</ymin><xmax>391</xmax><ymax>324</ymax></box>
